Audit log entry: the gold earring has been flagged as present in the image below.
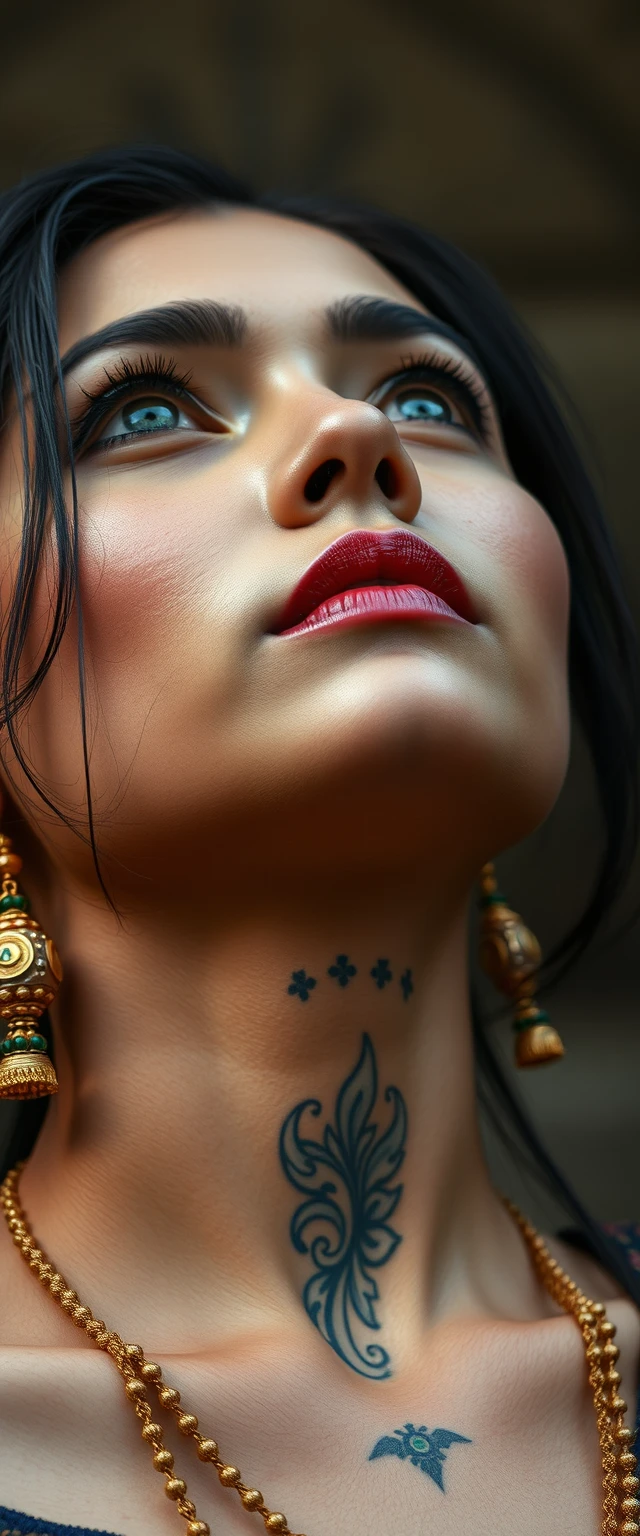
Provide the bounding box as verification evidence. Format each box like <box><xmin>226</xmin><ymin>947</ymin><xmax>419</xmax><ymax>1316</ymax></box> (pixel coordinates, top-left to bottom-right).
<box><xmin>478</xmin><ymin>862</ymin><xmax>564</xmax><ymax>1068</ymax></box>
<box><xmin>0</xmin><ymin>831</ymin><xmax>61</xmax><ymax>1098</ymax></box>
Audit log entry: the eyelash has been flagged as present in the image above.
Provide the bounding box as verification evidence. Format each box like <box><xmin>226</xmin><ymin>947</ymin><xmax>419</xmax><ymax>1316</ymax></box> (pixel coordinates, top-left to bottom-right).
<box><xmin>71</xmin><ymin>346</ymin><xmax>493</xmax><ymax>455</ymax></box>
<box><xmin>385</xmin><ymin>350</ymin><xmax>492</xmax><ymax>439</ymax></box>
<box><xmin>72</xmin><ymin>353</ymin><xmax>196</xmax><ymax>451</ymax></box>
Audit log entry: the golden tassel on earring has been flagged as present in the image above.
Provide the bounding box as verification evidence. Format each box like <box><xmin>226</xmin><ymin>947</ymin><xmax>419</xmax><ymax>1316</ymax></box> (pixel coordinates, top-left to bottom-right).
<box><xmin>478</xmin><ymin>862</ymin><xmax>564</xmax><ymax>1068</ymax></box>
<box><xmin>0</xmin><ymin>833</ymin><xmax>61</xmax><ymax>1098</ymax></box>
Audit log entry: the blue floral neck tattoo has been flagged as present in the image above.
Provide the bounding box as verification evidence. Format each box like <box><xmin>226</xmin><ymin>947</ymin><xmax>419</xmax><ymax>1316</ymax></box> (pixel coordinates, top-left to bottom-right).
<box><xmin>279</xmin><ymin>1033</ymin><xmax>407</xmax><ymax>1379</ymax></box>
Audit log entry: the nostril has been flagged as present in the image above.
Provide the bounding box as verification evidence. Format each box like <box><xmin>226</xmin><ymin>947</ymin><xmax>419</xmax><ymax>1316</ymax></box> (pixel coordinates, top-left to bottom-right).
<box><xmin>374</xmin><ymin>458</ymin><xmax>397</xmax><ymax>500</ymax></box>
<box><xmin>304</xmin><ymin>458</ymin><xmax>345</xmax><ymax>504</ymax></box>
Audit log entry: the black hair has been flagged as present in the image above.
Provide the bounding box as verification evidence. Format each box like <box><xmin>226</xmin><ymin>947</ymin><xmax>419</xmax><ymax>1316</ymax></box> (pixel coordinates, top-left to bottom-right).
<box><xmin>0</xmin><ymin>145</ymin><xmax>638</xmax><ymax>1301</ymax></box>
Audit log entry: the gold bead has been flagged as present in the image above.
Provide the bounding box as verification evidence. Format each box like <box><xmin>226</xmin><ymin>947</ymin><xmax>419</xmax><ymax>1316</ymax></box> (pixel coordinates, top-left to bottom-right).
<box><xmin>178</xmin><ymin>1413</ymin><xmax>198</xmax><ymax>1435</ymax></box>
<box><xmin>264</xmin><ymin>1515</ymin><xmax>289</xmax><ymax>1533</ymax></box>
<box><xmin>0</xmin><ymin>852</ymin><xmax>22</xmax><ymax>874</ymax></box>
<box><xmin>619</xmin><ymin>1524</ymin><xmax>640</xmax><ymax>1535</ymax></box>
<box><xmin>611</xmin><ymin>1396</ymin><xmax>628</xmax><ymax>1415</ymax></box>
<box><xmin>187</xmin><ymin>1524</ymin><xmax>210</xmax><ymax>1535</ymax></box>
<box><xmin>158</xmin><ymin>1386</ymin><xmax>181</xmax><ymax>1408</ymax></box>
<box><xmin>164</xmin><ymin>1478</ymin><xmax>187</xmax><ymax>1500</ymax></box>
<box><xmin>620</xmin><ymin>1454</ymin><xmax>638</xmax><ymax>1473</ymax></box>
<box><xmin>621</xmin><ymin>1501</ymin><xmax>640</xmax><ymax>1519</ymax></box>
<box><xmin>142</xmin><ymin>1422</ymin><xmax>163</xmax><ymax>1443</ymax></box>
<box><xmin>578</xmin><ymin>1311</ymin><xmax>595</xmax><ymax>1327</ymax></box>
<box><xmin>241</xmin><ymin>1490</ymin><xmax>264</xmax><ymax>1510</ymax></box>
<box><xmin>600</xmin><ymin>1320</ymin><xmax>616</xmax><ymax>1339</ymax></box>
<box><xmin>623</xmin><ymin>1476</ymin><xmax>640</xmax><ymax>1493</ymax></box>
<box><xmin>153</xmin><ymin>1449</ymin><xmax>174</xmax><ymax>1472</ymax></box>
<box><xmin>616</xmin><ymin>1427</ymin><xmax>635</xmax><ymax>1446</ymax></box>
<box><xmin>141</xmin><ymin>1361</ymin><xmax>162</xmax><ymax>1383</ymax></box>
<box><xmin>603</xmin><ymin>1341</ymin><xmax>620</xmax><ymax>1362</ymax></box>
<box><xmin>607</xmin><ymin>1369</ymin><xmax>622</xmax><ymax>1389</ymax></box>
<box><xmin>591</xmin><ymin>1302</ymin><xmax>606</xmax><ymax>1316</ymax></box>
<box><xmin>125</xmin><ymin>1343</ymin><xmax>144</xmax><ymax>1363</ymax></box>
<box><xmin>197</xmin><ymin>1439</ymin><xmax>219</xmax><ymax>1461</ymax></box>
<box><xmin>125</xmin><ymin>1378</ymin><xmax>147</xmax><ymax>1401</ymax></box>
<box><xmin>218</xmin><ymin>1464</ymin><xmax>241</xmax><ymax>1486</ymax></box>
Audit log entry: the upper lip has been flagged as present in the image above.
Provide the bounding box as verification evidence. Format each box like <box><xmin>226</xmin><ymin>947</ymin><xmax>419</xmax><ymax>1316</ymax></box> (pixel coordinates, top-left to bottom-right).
<box><xmin>272</xmin><ymin>527</ymin><xmax>476</xmax><ymax>632</ymax></box>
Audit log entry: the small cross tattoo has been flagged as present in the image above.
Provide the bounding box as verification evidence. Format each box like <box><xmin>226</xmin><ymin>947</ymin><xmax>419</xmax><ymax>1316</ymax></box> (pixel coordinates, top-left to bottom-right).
<box><xmin>288</xmin><ymin>969</ymin><xmax>317</xmax><ymax>1002</ymax></box>
<box><xmin>400</xmin><ymin>968</ymin><xmax>413</xmax><ymax>1001</ymax></box>
<box><xmin>328</xmin><ymin>954</ymin><xmax>357</xmax><ymax>988</ymax></box>
<box><xmin>370</xmin><ymin>958</ymin><xmax>392</xmax><ymax>989</ymax></box>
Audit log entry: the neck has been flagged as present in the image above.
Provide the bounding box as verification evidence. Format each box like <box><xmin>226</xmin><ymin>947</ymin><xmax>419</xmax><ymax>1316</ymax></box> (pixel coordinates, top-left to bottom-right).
<box><xmin>19</xmin><ymin>867</ymin><xmax>525</xmax><ymax>1366</ymax></box>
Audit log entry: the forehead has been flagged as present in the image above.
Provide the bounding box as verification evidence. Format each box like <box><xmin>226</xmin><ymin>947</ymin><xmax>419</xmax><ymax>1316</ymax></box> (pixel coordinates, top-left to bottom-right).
<box><xmin>57</xmin><ymin>207</ymin><xmax>427</xmax><ymax>355</ymax></box>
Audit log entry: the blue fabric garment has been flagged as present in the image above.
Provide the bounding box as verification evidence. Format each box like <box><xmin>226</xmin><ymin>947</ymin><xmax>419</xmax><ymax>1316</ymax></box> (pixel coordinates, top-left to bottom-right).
<box><xmin>2</xmin><ymin>1223</ymin><xmax>639</xmax><ymax>1536</ymax></box>
<box><xmin>0</xmin><ymin>1516</ymin><xmax>118</xmax><ymax>1535</ymax></box>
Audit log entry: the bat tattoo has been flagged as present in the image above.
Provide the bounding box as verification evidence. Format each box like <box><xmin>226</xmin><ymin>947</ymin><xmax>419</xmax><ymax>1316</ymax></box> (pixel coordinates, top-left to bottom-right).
<box><xmin>369</xmin><ymin>1421</ymin><xmax>471</xmax><ymax>1491</ymax></box>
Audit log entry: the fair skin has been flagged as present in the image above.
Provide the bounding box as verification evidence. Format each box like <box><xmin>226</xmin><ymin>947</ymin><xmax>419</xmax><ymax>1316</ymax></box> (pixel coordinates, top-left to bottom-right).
<box><xmin>0</xmin><ymin>206</ymin><xmax>636</xmax><ymax>1535</ymax></box>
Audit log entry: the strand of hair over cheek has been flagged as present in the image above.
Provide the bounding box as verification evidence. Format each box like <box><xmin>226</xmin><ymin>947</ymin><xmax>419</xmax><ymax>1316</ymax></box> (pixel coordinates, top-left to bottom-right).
<box><xmin>1</xmin><ymin>209</ymin><xmax>109</xmax><ymax>903</ymax></box>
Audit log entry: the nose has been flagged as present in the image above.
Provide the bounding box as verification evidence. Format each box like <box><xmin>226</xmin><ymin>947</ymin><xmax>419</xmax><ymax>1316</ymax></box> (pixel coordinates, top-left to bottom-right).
<box><xmin>266</xmin><ymin>393</ymin><xmax>422</xmax><ymax>529</ymax></box>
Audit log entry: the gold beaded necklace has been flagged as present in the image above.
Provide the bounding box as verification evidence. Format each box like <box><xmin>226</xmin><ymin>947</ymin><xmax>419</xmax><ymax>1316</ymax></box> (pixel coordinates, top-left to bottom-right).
<box><xmin>1</xmin><ymin>1165</ymin><xmax>639</xmax><ymax>1536</ymax></box>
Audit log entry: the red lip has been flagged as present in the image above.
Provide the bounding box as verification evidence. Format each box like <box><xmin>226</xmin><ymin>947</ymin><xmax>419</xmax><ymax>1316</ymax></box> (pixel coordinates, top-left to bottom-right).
<box><xmin>272</xmin><ymin>528</ymin><xmax>475</xmax><ymax>638</ymax></box>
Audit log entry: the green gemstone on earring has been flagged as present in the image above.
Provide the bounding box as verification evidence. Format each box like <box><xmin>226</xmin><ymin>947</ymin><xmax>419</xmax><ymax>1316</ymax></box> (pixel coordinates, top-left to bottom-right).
<box><xmin>0</xmin><ymin>1038</ymin><xmax>10</xmax><ymax>1053</ymax></box>
<box><xmin>513</xmin><ymin>1008</ymin><xmax>550</xmax><ymax>1032</ymax></box>
<box><xmin>0</xmin><ymin>893</ymin><xmax>28</xmax><ymax>912</ymax></box>
<box><xmin>12</xmin><ymin>1035</ymin><xmax>27</xmax><ymax>1052</ymax></box>
<box><xmin>30</xmin><ymin>1035</ymin><xmax>46</xmax><ymax>1052</ymax></box>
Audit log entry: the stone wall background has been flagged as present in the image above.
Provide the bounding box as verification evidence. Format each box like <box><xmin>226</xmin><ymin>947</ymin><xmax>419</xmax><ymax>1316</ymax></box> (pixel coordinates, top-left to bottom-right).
<box><xmin>0</xmin><ymin>0</ymin><xmax>638</xmax><ymax>1227</ymax></box>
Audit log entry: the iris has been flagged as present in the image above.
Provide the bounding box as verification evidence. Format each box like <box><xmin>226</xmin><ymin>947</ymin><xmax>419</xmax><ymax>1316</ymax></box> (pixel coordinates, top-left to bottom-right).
<box><xmin>394</xmin><ymin>390</ymin><xmax>451</xmax><ymax>422</ymax></box>
<box><xmin>122</xmin><ymin>398</ymin><xmax>179</xmax><ymax>434</ymax></box>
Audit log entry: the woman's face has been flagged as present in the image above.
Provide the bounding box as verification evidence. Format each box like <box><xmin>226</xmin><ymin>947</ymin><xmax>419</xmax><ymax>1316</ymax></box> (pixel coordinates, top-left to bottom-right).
<box><xmin>0</xmin><ymin>208</ymin><xmax>570</xmax><ymax>894</ymax></box>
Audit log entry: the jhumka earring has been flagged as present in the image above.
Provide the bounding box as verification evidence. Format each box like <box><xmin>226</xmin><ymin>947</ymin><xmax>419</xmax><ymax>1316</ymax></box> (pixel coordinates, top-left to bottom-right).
<box><xmin>0</xmin><ymin>829</ymin><xmax>62</xmax><ymax>1099</ymax></box>
<box><xmin>478</xmin><ymin>862</ymin><xmax>564</xmax><ymax>1068</ymax></box>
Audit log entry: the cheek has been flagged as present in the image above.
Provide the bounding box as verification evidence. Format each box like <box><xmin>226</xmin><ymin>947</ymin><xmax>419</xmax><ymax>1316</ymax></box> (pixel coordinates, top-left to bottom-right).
<box><xmin>477</xmin><ymin>481</ymin><xmax>570</xmax><ymax>654</ymax></box>
<box><xmin>3</xmin><ymin>461</ymin><xmax>252</xmax><ymax>829</ymax></box>
<box><xmin>64</xmin><ymin>455</ymin><xmax>261</xmax><ymax>692</ymax></box>
<box><xmin>470</xmin><ymin>476</ymin><xmax>572</xmax><ymax>810</ymax></box>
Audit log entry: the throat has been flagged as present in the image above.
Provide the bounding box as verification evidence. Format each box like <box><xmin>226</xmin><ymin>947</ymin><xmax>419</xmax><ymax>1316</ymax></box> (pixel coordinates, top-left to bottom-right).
<box><xmin>14</xmin><ymin>877</ymin><xmax>511</xmax><ymax>1362</ymax></box>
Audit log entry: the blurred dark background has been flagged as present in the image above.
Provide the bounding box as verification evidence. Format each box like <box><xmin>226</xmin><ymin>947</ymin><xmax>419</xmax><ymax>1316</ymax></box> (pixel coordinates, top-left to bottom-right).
<box><xmin>0</xmin><ymin>0</ymin><xmax>638</xmax><ymax>1225</ymax></box>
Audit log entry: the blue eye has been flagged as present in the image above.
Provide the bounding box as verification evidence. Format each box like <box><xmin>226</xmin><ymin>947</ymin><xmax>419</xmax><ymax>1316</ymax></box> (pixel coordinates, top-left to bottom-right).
<box><xmin>121</xmin><ymin>399</ymin><xmax>180</xmax><ymax>434</ymax></box>
<box><xmin>389</xmin><ymin>390</ymin><xmax>453</xmax><ymax>424</ymax></box>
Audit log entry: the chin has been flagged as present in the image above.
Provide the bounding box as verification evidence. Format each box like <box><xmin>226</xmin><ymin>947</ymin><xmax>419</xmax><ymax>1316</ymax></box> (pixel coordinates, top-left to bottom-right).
<box><xmin>238</xmin><ymin>649</ymin><xmax>571</xmax><ymax>876</ymax></box>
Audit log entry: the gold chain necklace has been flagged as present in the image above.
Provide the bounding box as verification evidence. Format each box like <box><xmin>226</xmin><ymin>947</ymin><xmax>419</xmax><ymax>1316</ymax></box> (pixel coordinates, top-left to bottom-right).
<box><xmin>1</xmin><ymin>1165</ymin><xmax>639</xmax><ymax>1536</ymax></box>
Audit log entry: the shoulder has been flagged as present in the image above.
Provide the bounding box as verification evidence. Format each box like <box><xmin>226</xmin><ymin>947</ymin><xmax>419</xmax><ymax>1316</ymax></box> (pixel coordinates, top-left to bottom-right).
<box><xmin>547</xmin><ymin>1223</ymin><xmax>640</xmax><ymax>1431</ymax></box>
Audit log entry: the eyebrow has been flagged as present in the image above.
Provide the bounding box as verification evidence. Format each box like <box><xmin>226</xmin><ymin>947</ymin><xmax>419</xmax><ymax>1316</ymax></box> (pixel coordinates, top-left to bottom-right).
<box><xmin>60</xmin><ymin>299</ymin><xmax>247</xmax><ymax>375</ymax></box>
<box><xmin>60</xmin><ymin>293</ymin><xmax>484</xmax><ymax>378</ymax></box>
<box><xmin>326</xmin><ymin>295</ymin><xmax>474</xmax><ymax>356</ymax></box>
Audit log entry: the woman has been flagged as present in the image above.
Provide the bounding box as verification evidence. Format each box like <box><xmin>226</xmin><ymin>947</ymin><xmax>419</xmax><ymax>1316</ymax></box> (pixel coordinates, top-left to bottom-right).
<box><xmin>0</xmin><ymin>144</ymin><xmax>637</xmax><ymax>1536</ymax></box>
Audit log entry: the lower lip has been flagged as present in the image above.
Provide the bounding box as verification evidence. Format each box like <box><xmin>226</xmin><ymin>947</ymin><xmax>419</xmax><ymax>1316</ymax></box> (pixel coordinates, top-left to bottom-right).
<box><xmin>277</xmin><ymin>585</ymin><xmax>469</xmax><ymax>638</ymax></box>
